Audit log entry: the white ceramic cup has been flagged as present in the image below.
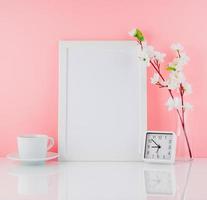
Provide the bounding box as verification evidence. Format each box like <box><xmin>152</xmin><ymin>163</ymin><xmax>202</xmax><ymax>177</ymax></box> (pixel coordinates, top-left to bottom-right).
<box><xmin>17</xmin><ymin>135</ymin><xmax>54</xmax><ymax>159</ymax></box>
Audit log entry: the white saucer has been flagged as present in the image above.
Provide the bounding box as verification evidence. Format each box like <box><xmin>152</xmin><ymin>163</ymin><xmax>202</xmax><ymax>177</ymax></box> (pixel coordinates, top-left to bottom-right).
<box><xmin>7</xmin><ymin>152</ymin><xmax>59</xmax><ymax>164</ymax></box>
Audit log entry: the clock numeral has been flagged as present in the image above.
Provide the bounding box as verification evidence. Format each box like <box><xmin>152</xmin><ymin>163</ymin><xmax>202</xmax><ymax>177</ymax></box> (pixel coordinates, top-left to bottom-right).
<box><xmin>147</xmin><ymin>151</ymin><xmax>149</xmax><ymax>155</ymax></box>
<box><xmin>163</xmin><ymin>155</ymin><xmax>165</xmax><ymax>159</ymax></box>
<box><xmin>168</xmin><ymin>151</ymin><xmax>171</xmax><ymax>155</ymax></box>
<box><xmin>168</xmin><ymin>145</ymin><xmax>171</xmax><ymax>150</ymax></box>
<box><xmin>158</xmin><ymin>135</ymin><xmax>162</xmax><ymax>139</ymax></box>
<box><xmin>153</xmin><ymin>136</ymin><xmax>156</xmax><ymax>139</ymax></box>
<box><xmin>169</xmin><ymin>140</ymin><xmax>172</xmax><ymax>144</ymax></box>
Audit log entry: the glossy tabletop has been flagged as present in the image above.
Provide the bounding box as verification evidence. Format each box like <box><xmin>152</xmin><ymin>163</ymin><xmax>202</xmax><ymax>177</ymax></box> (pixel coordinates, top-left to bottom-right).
<box><xmin>0</xmin><ymin>158</ymin><xmax>207</xmax><ymax>200</ymax></box>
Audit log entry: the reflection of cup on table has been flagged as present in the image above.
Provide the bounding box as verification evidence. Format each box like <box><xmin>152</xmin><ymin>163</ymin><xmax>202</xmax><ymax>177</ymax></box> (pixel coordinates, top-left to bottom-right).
<box><xmin>18</xmin><ymin>175</ymin><xmax>48</xmax><ymax>195</ymax></box>
<box><xmin>17</xmin><ymin>134</ymin><xmax>54</xmax><ymax>159</ymax></box>
<box><xmin>8</xmin><ymin>164</ymin><xmax>58</xmax><ymax>195</ymax></box>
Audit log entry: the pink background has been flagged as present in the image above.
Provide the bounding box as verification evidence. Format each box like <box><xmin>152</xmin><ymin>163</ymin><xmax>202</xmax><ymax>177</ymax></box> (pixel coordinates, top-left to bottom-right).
<box><xmin>0</xmin><ymin>0</ymin><xmax>205</xmax><ymax>157</ymax></box>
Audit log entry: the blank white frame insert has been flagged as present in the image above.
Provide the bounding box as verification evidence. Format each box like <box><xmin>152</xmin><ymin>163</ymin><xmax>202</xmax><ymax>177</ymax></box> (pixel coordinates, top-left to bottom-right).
<box><xmin>58</xmin><ymin>41</ymin><xmax>147</xmax><ymax>161</ymax></box>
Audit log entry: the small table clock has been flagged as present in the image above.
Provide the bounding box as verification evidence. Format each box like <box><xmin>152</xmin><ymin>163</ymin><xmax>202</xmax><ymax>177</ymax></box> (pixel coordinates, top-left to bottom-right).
<box><xmin>143</xmin><ymin>131</ymin><xmax>176</xmax><ymax>164</ymax></box>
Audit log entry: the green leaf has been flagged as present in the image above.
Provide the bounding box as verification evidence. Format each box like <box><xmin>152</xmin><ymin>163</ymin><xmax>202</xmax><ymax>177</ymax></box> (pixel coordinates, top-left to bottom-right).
<box><xmin>166</xmin><ymin>66</ymin><xmax>176</xmax><ymax>71</ymax></box>
<box><xmin>136</xmin><ymin>29</ymin><xmax>145</xmax><ymax>41</ymax></box>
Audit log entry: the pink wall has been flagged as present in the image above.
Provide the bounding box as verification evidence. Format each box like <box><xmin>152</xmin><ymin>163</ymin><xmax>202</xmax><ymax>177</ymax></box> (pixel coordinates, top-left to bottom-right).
<box><xmin>0</xmin><ymin>0</ymin><xmax>205</xmax><ymax>157</ymax></box>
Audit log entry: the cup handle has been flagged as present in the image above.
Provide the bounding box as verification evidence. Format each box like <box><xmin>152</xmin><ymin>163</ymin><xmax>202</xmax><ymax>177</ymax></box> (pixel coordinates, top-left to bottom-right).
<box><xmin>47</xmin><ymin>137</ymin><xmax>54</xmax><ymax>151</ymax></box>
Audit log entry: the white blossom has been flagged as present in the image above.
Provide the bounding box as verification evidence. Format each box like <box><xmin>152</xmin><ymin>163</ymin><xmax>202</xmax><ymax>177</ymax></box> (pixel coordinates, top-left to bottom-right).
<box><xmin>128</xmin><ymin>28</ymin><xmax>138</xmax><ymax>37</ymax></box>
<box><xmin>183</xmin><ymin>82</ymin><xmax>192</xmax><ymax>95</ymax></box>
<box><xmin>175</xmin><ymin>61</ymin><xmax>184</xmax><ymax>71</ymax></box>
<box><xmin>166</xmin><ymin>73</ymin><xmax>180</xmax><ymax>90</ymax></box>
<box><xmin>165</xmin><ymin>71</ymin><xmax>185</xmax><ymax>91</ymax></box>
<box><xmin>183</xmin><ymin>102</ymin><xmax>193</xmax><ymax>111</ymax></box>
<box><xmin>179</xmin><ymin>52</ymin><xmax>190</xmax><ymax>65</ymax></box>
<box><xmin>128</xmin><ymin>29</ymin><xmax>192</xmax><ymax>114</ymax></box>
<box><xmin>153</xmin><ymin>51</ymin><xmax>166</xmax><ymax>62</ymax></box>
<box><xmin>171</xmin><ymin>71</ymin><xmax>186</xmax><ymax>84</ymax></box>
<box><xmin>137</xmin><ymin>41</ymin><xmax>154</xmax><ymax>67</ymax></box>
<box><xmin>166</xmin><ymin>79</ymin><xmax>179</xmax><ymax>90</ymax></box>
<box><xmin>166</xmin><ymin>97</ymin><xmax>181</xmax><ymax>111</ymax></box>
<box><xmin>138</xmin><ymin>39</ymin><xmax>192</xmax><ymax>113</ymax></box>
<box><xmin>138</xmin><ymin>50</ymin><xmax>150</xmax><ymax>67</ymax></box>
<box><xmin>173</xmin><ymin>98</ymin><xmax>182</xmax><ymax>109</ymax></box>
<box><xmin>171</xmin><ymin>43</ymin><xmax>184</xmax><ymax>51</ymax></box>
<box><xmin>150</xmin><ymin>73</ymin><xmax>159</xmax><ymax>84</ymax></box>
<box><xmin>169</xmin><ymin>59</ymin><xmax>183</xmax><ymax>71</ymax></box>
<box><xmin>139</xmin><ymin>42</ymin><xmax>154</xmax><ymax>58</ymax></box>
<box><xmin>142</xmin><ymin>43</ymin><xmax>165</xmax><ymax>62</ymax></box>
<box><xmin>169</xmin><ymin>53</ymin><xmax>189</xmax><ymax>72</ymax></box>
<box><xmin>170</xmin><ymin>53</ymin><xmax>189</xmax><ymax>71</ymax></box>
<box><xmin>145</xmin><ymin>45</ymin><xmax>155</xmax><ymax>58</ymax></box>
<box><xmin>166</xmin><ymin>97</ymin><xmax>175</xmax><ymax>111</ymax></box>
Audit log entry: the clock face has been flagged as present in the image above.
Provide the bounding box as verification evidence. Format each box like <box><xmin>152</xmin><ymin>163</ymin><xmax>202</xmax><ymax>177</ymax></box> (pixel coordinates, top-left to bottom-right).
<box><xmin>144</xmin><ymin>132</ymin><xmax>175</xmax><ymax>161</ymax></box>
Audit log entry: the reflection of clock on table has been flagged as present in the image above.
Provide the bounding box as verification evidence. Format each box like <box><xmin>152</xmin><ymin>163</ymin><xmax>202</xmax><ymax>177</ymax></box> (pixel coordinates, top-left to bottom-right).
<box><xmin>143</xmin><ymin>131</ymin><xmax>176</xmax><ymax>164</ymax></box>
<box><xmin>144</xmin><ymin>170</ymin><xmax>175</xmax><ymax>195</ymax></box>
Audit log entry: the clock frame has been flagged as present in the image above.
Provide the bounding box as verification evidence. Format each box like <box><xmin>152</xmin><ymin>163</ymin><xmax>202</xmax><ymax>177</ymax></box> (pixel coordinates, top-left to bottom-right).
<box><xmin>143</xmin><ymin>131</ymin><xmax>177</xmax><ymax>164</ymax></box>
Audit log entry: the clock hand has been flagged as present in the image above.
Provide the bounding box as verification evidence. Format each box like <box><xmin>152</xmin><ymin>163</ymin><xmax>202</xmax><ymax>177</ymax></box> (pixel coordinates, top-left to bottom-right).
<box><xmin>156</xmin><ymin>145</ymin><xmax>161</xmax><ymax>153</ymax></box>
<box><xmin>151</xmin><ymin>139</ymin><xmax>160</xmax><ymax>147</ymax></box>
<box><xmin>152</xmin><ymin>146</ymin><xmax>158</xmax><ymax>148</ymax></box>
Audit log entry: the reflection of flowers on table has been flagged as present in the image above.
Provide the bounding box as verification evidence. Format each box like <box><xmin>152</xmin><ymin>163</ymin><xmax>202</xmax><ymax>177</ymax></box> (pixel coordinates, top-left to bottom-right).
<box><xmin>129</xmin><ymin>28</ymin><xmax>193</xmax><ymax>158</ymax></box>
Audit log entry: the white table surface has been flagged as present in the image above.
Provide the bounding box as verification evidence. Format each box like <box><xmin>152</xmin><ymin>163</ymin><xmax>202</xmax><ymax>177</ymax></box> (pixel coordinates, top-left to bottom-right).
<box><xmin>0</xmin><ymin>158</ymin><xmax>207</xmax><ymax>200</ymax></box>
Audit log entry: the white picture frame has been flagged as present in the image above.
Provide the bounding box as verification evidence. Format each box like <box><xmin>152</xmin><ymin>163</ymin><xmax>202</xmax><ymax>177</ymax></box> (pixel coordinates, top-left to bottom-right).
<box><xmin>58</xmin><ymin>41</ymin><xmax>147</xmax><ymax>161</ymax></box>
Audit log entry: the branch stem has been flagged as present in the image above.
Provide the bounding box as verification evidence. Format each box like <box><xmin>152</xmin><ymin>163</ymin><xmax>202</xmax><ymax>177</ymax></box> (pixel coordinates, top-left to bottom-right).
<box><xmin>179</xmin><ymin>84</ymin><xmax>192</xmax><ymax>158</ymax></box>
<box><xmin>150</xmin><ymin>60</ymin><xmax>184</xmax><ymax>125</ymax></box>
<box><xmin>150</xmin><ymin>59</ymin><xmax>192</xmax><ymax>158</ymax></box>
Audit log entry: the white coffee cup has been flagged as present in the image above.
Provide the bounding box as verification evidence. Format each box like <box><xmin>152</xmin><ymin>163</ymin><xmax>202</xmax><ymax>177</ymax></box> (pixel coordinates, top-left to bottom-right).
<box><xmin>17</xmin><ymin>135</ymin><xmax>54</xmax><ymax>159</ymax></box>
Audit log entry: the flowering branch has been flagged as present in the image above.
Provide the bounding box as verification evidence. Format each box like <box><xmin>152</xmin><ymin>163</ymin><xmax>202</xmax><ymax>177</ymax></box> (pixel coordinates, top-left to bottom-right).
<box><xmin>129</xmin><ymin>28</ymin><xmax>193</xmax><ymax>158</ymax></box>
<box><xmin>150</xmin><ymin>59</ymin><xmax>185</xmax><ymax>126</ymax></box>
